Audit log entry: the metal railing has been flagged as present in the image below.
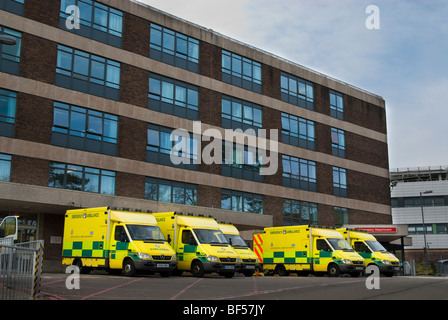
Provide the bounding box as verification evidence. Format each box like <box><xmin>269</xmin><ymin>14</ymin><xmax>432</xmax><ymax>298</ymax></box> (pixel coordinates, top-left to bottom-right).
<box><xmin>0</xmin><ymin>240</ymin><xmax>44</xmax><ymax>300</ymax></box>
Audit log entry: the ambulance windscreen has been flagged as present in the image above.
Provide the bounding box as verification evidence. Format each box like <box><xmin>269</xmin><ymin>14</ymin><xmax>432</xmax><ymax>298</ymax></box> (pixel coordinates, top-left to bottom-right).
<box><xmin>127</xmin><ymin>225</ymin><xmax>166</xmax><ymax>242</ymax></box>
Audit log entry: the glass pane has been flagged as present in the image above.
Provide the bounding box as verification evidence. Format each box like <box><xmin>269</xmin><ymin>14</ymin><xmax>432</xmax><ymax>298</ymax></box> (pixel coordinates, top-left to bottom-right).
<box><xmin>84</xmin><ymin>172</ymin><xmax>99</xmax><ymax>193</ymax></box>
<box><xmin>73</xmin><ymin>55</ymin><xmax>89</xmax><ymax>76</ymax></box>
<box><xmin>158</xmin><ymin>184</ymin><xmax>171</xmax><ymax>203</ymax></box>
<box><xmin>149</xmin><ymin>78</ymin><xmax>161</xmax><ymax>96</ymax></box>
<box><xmin>145</xmin><ymin>182</ymin><xmax>158</xmax><ymax>201</ymax></box>
<box><xmin>150</xmin><ymin>27</ymin><xmax>162</xmax><ymax>46</ymax></box>
<box><xmin>147</xmin><ymin>129</ymin><xmax>159</xmax><ymax>147</ymax></box>
<box><xmin>221</xmin><ymin>193</ymin><xmax>231</xmax><ymax>210</ymax></box>
<box><xmin>91</xmin><ymin>60</ymin><xmax>105</xmax><ymax>80</ymax></box>
<box><xmin>87</xmin><ymin>115</ymin><xmax>102</xmax><ymax>135</ymax></box>
<box><xmin>100</xmin><ymin>175</ymin><xmax>115</xmax><ymax>195</ymax></box>
<box><xmin>54</xmin><ymin>108</ymin><xmax>69</xmax><ymax>128</ymax></box>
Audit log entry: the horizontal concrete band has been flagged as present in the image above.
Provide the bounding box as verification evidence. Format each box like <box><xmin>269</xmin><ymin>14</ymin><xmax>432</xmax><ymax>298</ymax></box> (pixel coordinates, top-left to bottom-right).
<box><xmin>0</xmin><ymin>10</ymin><xmax>387</xmax><ymax>146</ymax></box>
<box><xmin>0</xmin><ymin>137</ymin><xmax>391</xmax><ymax>215</ymax></box>
<box><xmin>0</xmin><ymin>72</ymin><xmax>389</xmax><ymax>179</ymax></box>
<box><xmin>0</xmin><ymin>182</ymin><xmax>272</xmax><ymax>229</ymax></box>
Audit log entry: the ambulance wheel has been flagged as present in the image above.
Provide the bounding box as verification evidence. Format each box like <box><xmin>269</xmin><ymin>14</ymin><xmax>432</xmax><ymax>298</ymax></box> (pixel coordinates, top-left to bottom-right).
<box><xmin>123</xmin><ymin>259</ymin><xmax>136</xmax><ymax>277</ymax></box>
<box><xmin>327</xmin><ymin>263</ymin><xmax>340</xmax><ymax>277</ymax></box>
<box><xmin>74</xmin><ymin>259</ymin><xmax>91</xmax><ymax>274</ymax></box>
<box><xmin>275</xmin><ymin>264</ymin><xmax>290</xmax><ymax>277</ymax></box>
<box><xmin>191</xmin><ymin>261</ymin><xmax>205</xmax><ymax>277</ymax></box>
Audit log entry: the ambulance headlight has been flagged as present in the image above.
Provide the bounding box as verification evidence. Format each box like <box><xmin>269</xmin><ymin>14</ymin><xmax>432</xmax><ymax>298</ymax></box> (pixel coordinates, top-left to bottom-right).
<box><xmin>382</xmin><ymin>260</ymin><xmax>391</xmax><ymax>265</ymax></box>
<box><xmin>171</xmin><ymin>254</ymin><xmax>176</xmax><ymax>261</ymax></box>
<box><xmin>138</xmin><ymin>253</ymin><xmax>152</xmax><ymax>260</ymax></box>
<box><xmin>206</xmin><ymin>255</ymin><xmax>220</xmax><ymax>262</ymax></box>
<box><xmin>341</xmin><ymin>259</ymin><xmax>351</xmax><ymax>264</ymax></box>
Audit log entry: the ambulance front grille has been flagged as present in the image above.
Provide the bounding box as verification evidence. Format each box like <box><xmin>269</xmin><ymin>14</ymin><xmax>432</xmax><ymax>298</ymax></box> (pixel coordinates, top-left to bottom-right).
<box><xmin>353</xmin><ymin>260</ymin><xmax>364</xmax><ymax>265</ymax></box>
<box><xmin>242</xmin><ymin>259</ymin><xmax>257</xmax><ymax>263</ymax></box>
<box><xmin>219</xmin><ymin>258</ymin><xmax>237</xmax><ymax>263</ymax></box>
<box><xmin>152</xmin><ymin>255</ymin><xmax>172</xmax><ymax>261</ymax></box>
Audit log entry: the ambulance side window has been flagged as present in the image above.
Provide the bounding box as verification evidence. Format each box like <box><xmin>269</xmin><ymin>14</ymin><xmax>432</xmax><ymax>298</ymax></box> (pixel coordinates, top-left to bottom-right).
<box><xmin>182</xmin><ymin>230</ymin><xmax>197</xmax><ymax>246</ymax></box>
<box><xmin>115</xmin><ymin>226</ymin><xmax>129</xmax><ymax>242</ymax></box>
<box><xmin>316</xmin><ymin>239</ymin><xmax>331</xmax><ymax>251</ymax></box>
<box><xmin>354</xmin><ymin>241</ymin><xmax>369</xmax><ymax>253</ymax></box>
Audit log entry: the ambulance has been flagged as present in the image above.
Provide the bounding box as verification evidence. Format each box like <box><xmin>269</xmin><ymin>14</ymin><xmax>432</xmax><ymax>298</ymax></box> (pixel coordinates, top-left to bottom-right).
<box><xmin>254</xmin><ymin>225</ymin><xmax>365</xmax><ymax>277</ymax></box>
<box><xmin>337</xmin><ymin>228</ymin><xmax>400</xmax><ymax>277</ymax></box>
<box><xmin>62</xmin><ymin>207</ymin><xmax>177</xmax><ymax>277</ymax></box>
<box><xmin>154</xmin><ymin>212</ymin><xmax>241</xmax><ymax>278</ymax></box>
<box><xmin>218</xmin><ymin>223</ymin><xmax>259</xmax><ymax>277</ymax></box>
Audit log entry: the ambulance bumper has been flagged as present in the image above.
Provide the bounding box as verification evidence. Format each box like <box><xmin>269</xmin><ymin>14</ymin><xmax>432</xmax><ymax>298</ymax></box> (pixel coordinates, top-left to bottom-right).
<box><xmin>203</xmin><ymin>262</ymin><xmax>242</xmax><ymax>273</ymax></box>
<box><xmin>377</xmin><ymin>264</ymin><xmax>401</xmax><ymax>273</ymax></box>
<box><xmin>135</xmin><ymin>260</ymin><xmax>177</xmax><ymax>273</ymax></box>
<box><xmin>338</xmin><ymin>264</ymin><xmax>365</xmax><ymax>273</ymax></box>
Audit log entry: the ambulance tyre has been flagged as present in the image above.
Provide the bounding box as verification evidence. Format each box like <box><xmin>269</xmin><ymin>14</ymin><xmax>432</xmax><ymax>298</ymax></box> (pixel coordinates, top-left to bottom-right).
<box><xmin>327</xmin><ymin>263</ymin><xmax>340</xmax><ymax>277</ymax></box>
<box><xmin>275</xmin><ymin>264</ymin><xmax>290</xmax><ymax>277</ymax></box>
<box><xmin>74</xmin><ymin>259</ymin><xmax>91</xmax><ymax>274</ymax></box>
<box><xmin>191</xmin><ymin>260</ymin><xmax>205</xmax><ymax>277</ymax></box>
<box><xmin>123</xmin><ymin>259</ymin><xmax>136</xmax><ymax>277</ymax></box>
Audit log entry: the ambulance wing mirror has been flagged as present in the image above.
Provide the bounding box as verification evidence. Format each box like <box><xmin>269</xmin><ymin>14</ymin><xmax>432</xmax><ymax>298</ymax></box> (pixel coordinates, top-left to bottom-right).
<box><xmin>0</xmin><ymin>216</ymin><xmax>19</xmax><ymax>241</ymax></box>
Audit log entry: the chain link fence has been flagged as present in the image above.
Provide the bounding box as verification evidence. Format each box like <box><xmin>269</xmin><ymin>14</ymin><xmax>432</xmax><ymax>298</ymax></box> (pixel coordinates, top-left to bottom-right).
<box><xmin>0</xmin><ymin>239</ymin><xmax>44</xmax><ymax>300</ymax></box>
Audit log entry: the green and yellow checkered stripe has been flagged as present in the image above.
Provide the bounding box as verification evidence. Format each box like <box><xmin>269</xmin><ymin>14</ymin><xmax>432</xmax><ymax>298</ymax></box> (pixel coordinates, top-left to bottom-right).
<box><xmin>63</xmin><ymin>241</ymin><xmax>107</xmax><ymax>258</ymax></box>
<box><xmin>263</xmin><ymin>251</ymin><xmax>310</xmax><ymax>264</ymax></box>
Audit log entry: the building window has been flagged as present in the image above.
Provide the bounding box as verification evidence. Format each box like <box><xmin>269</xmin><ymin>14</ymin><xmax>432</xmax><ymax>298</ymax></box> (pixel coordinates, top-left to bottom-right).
<box><xmin>56</xmin><ymin>44</ymin><xmax>121</xmax><ymax>100</ymax></box>
<box><xmin>408</xmin><ymin>225</ymin><xmax>433</xmax><ymax>235</ymax></box>
<box><xmin>150</xmin><ymin>23</ymin><xmax>199</xmax><ymax>73</ymax></box>
<box><xmin>148</xmin><ymin>73</ymin><xmax>199</xmax><ymax>120</ymax></box>
<box><xmin>333</xmin><ymin>167</ymin><xmax>347</xmax><ymax>197</ymax></box>
<box><xmin>280</xmin><ymin>72</ymin><xmax>314</xmax><ymax>110</ymax></box>
<box><xmin>282</xmin><ymin>155</ymin><xmax>316</xmax><ymax>192</ymax></box>
<box><xmin>221</xmin><ymin>189</ymin><xmax>263</xmax><ymax>214</ymax></box>
<box><xmin>222</xmin><ymin>96</ymin><xmax>262</xmax><ymax>131</ymax></box>
<box><xmin>0</xmin><ymin>153</ymin><xmax>12</xmax><ymax>182</ymax></box>
<box><xmin>60</xmin><ymin>0</ymin><xmax>123</xmax><ymax>47</ymax></box>
<box><xmin>283</xmin><ymin>199</ymin><xmax>318</xmax><ymax>226</ymax></box>
<box><xmin>281</xmin><ymin>112</ymin><xmax>315</xmax><ymax>150</ymax></box>
<box><xmin>334</xmin><ymin>207</ymin><xmax>349</xmax><ymax>227</ymax></box>
<box><xmin>222</xmin><ymin>50</ymin><xmax>262</xmax><ymax>93</ymax></box>
<box><xmin>330</xmin><ymin>90</ymin><xmax>344</xmax><ymax>120</ymax></box>
<box><xmin>222</xmin><ymin>143</ymin><xmax>263</xmax><ymax>182</ymax></box>
<box><xmin>0</xmin><ymin>0</ymin><xmax>25</xmax><ymax>16</ymax></box>
<box><xmin>0</xmin><ymin>26</ymin><xmax>21</xmax><ymax>75</ymax></box>
<box><xmin>51</xmin><ymin>102</ymin><xmax>118</xmax><ymax>155</ymax></box>
<box><xmin>331</xmin><ymin>128</ymin><xmax>346</xmax><ymax>158</ymax></box>
<box><xmin>392</xmin><ymin>196</ymin><xmax>446</xmax><ymax>208</ymax></box>
<box><xmin>146</xmin><ymin>124</ymin><xmax>198</xmax><ymax>171</ymax></box>
<box><xmin>49</xmin><ymin>162</ymin><xmax>115</xmax><ymax>195</ymax></box>
<box><xmin>0</xmin><ymin>88</ymin><xmax>16</xmax><ymax>138</ymax></box>
<box><xmin>145</xmin><ymin>178</ymin><xmax>198</xmax><ymax>205</ymax></box>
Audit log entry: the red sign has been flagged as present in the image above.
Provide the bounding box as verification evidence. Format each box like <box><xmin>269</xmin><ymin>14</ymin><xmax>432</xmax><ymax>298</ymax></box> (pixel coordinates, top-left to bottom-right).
<box><xmin>355</xmin><ymin>227</ymin><xmax>397</xmax><ymax>233</ymax></box>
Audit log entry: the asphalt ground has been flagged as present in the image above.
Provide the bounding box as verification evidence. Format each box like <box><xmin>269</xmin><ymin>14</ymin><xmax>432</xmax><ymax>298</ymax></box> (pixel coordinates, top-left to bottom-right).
<box><xmin>37</xmin><ymin>271</ymin><xmax>448</xmax><ymax>301</ymax></box>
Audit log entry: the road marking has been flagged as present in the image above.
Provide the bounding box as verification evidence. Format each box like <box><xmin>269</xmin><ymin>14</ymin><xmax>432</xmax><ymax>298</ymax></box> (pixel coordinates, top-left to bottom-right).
<box><xmin>170</xmin><ymin>278</ymin><xmax>204</xmax><ymax>300</ymax></box>
<box><xmin>81</xmin><ymin>277</ymin><xmax>145</xmax><ymax>300</ymax></box>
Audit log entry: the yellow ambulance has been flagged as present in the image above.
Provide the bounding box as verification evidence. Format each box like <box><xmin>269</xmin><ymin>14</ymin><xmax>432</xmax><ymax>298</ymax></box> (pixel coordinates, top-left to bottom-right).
<box><xmin>254</xmin><ymin>225</ymin><xmax>365</xmax><ymax>277</ymax></box>
<box><xmin>218</xmin><ymin>223</ymin><xmax>260</xmax><ymax>277</ymax></box>
<box><xmin>62</xmin><ymin>207</ymin><xmax>177</xmax><ymax>277</ymax></box>
<box><xmin>338</xmin><ymin>228</ymin><xmax>400</xmax><ymax>277</ymax></box>
<box><xmin>154</xmin><ymin>212</ymin><xmax>241</xmax><ymax>278</ymax></box>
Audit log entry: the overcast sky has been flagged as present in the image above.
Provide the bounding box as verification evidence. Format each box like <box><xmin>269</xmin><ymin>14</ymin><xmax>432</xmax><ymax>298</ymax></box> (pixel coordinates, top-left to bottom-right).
<box><xmin>137</xmin><ymin>0</ymin><xmax>448</xmax><ymax>170</ymax></box>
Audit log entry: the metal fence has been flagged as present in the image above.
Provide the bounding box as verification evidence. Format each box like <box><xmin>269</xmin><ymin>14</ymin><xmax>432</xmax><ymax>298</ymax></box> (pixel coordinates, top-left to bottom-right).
<box><xmin>0</xmin><ymin>239</ymin><xmax>44</xmax><ymax>300</ymax></box>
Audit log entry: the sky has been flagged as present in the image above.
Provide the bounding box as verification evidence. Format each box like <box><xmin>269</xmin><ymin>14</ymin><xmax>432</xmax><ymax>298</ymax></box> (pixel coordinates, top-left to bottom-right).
<box><xmin>137</xmin><ymin>0</ymin><xmax>448</xmax><ymax>170</ymax></box>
